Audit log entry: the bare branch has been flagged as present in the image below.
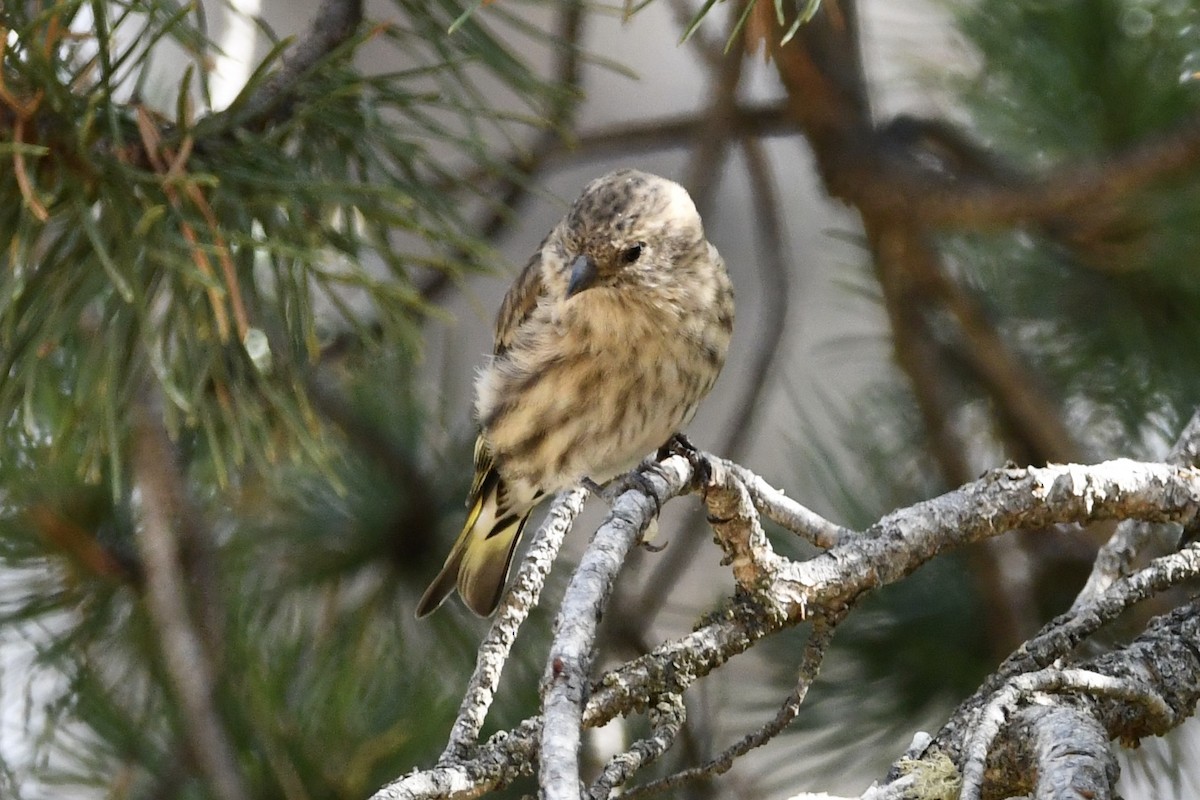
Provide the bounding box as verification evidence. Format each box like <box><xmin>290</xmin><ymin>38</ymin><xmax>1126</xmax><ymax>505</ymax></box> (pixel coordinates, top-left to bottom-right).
<box><xmin>588</xmin><ymin>693</ymin><xmax>686</xmax><ymax>800</ymax></box>
<box><xmin>540</xmin><ymin>459</ymin><xmax>692</xmax><ymax>800</ymax></box>
<box><xmin>624</xmin><ymin>613</ymin><xmax>841</xmax><ymax>799</ymax></box>
<box><xmin>1073</xmin><ymin>407</ymin><xmax>1200</xmax><ymax>609</ymax></box>
<box><xmin>378</xmin><ymin>454</ymin><xmax>1200</xmax><ymax>800</ymax></box>
<box><xmin>443</xmin><ymin>488</ymin><xmax>589</xmax><ymax>760</ymax></box>
<box><xmin>725</xmin><ymin>459</ymin><xmax>855</xmax><ymax>548</ymax></box>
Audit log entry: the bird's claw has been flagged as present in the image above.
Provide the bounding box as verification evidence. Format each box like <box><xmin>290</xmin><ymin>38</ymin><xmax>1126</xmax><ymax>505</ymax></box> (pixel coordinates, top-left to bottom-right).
<box><xmin>657</xmin><ymin>432</ymin><xmax>712</xmax><ymax>491</ymax></box>
<box><xmin>584</xmin><ymin>469</ymin><xmax>664</xmax><ymax>518</ymax></box>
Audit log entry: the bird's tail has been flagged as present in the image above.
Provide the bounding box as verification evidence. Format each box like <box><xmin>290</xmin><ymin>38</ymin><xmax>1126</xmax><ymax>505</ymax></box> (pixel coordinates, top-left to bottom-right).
<box><xmin>415</xmin><ymin>471</ymin><xmax>532</xmax><ymax>618</ymax></box>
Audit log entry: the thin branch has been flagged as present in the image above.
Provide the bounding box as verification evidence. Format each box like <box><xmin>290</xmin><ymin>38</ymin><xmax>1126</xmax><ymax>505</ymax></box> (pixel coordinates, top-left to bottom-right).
<box><xmin>132</xmin><ymin>396</ymin><xmax>249</xmax><ymax>800</ymax></box>
<box><xmin>869</xmin><ymin>221</ymin><xmax>974</xmax><ymax>486</ymax></box>
<box><xmin>683</xmin><ymin>13</ymin><xmax>745</xmax><ymax>218</ymax></box>
<box><xmin>1073</xmin><ymin>407</ymin><xmax>1200</xmax><ymax>609</ymax></box>
<box><xmin>540</xmin><ymin>459</ymin><xmax>692</xmax><ymax>800</ymax></box>
<box><xmin>587</xmin><ymin>692</ymin><xmax>686</xmax><ymax>800</ymax></box>
<box><xmin>930</xmin><ymin>542</ymin><xmax>1200</xmax><ymax>762</ymax></box>
<box><xmin>442</xmin><ymin>487</ymin><xmax>589</xmax><ymax>760</ymax></box>
<box><xmin>871</xmin><ymin>217</ymin><xmax>1039</xmax><ymax>656</ymax></box>
<box><xmin>725</xmin><ymin>459</ymin><xmax>855</xmax><ymax>548</ymax></box>
<box><xmin>923</xmin><ymin>251</ymin><xmax>1083</xmax><ymax>464</ymax></box>
<box><xmin>569</xmin><ymin>104</ymin><xmax>792</xmax><ymax>161</ymax></box>
<box><xmin>624</xmin><ymin>613</ymin><xmax>841</xmax><ymax>799</ymax></box>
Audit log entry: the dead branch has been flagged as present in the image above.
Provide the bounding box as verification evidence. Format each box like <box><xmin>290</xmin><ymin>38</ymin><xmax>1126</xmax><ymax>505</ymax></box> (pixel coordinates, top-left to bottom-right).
<box><xmin>372</xmin><ymin>452</ymin><xmax>1200</xmax><ymax>800</ymax></box>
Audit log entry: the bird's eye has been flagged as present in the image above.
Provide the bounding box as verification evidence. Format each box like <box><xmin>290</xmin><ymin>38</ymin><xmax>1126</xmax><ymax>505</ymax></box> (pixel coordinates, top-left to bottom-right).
<box><xmin>621</xmin><ymin>243</ymin><xmax>644</xmax><ymax>264</ymax></box>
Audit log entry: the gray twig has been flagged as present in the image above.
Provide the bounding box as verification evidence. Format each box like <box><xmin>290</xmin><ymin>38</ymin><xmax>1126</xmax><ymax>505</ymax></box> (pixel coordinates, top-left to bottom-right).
<box><xmin>588</xmin><ymin>692</ymin><xmax>687</xmax><ymax>800</ymax></box>
<box><xmin>540</xmin><ymin>458</ymin><xmax>692</xmax><ymax>800</ymax></box>
<box><xmin>623</xmin><ymin>613</ymin><xmax>841</xmax><ymax>799</ymax></box>
<box><xmin>442</xmin><ymin>487</ymin><xmax>590</xmax><ymax>760</ymax></box>
<box><xmin>723</xmin><ymin>456</ymin><xmax>854</xmax><ymax>548</ymax></box>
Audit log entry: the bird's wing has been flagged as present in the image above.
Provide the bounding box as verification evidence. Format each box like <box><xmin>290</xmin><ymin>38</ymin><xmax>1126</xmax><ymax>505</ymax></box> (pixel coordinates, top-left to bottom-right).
<box><xmin>417</xmin><ymin>436</ymin><xmax>539</xmax><ymax>617</ymax></box>
<box><xmin>467</xmin><ymin>433</ymin><xmax>493</xmax><ymax>503</ymax></box>
<box><xmin>494</xmin><ymin>235</ymin><xmax>552</xmax><ymax>356</ymax></box>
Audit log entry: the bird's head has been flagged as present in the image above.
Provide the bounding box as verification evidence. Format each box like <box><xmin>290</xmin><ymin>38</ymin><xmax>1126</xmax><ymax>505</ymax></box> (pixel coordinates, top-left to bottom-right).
<box><xmin>559</xmin><ymin>170</ymin><xmax>706</xmax><ymax>298</ymax></box>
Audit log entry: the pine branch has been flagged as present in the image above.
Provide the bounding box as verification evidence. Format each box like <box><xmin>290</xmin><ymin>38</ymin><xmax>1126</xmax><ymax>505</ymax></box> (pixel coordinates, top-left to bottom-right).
<box><xmin>211</xmin><ymin>0</ymin><xmax>364</xmax><ymax>132</ymax></box>
<box><xmin>541</xmin><ymin>462</ymin><xmax>691</xmax><ymax>800</ymax></box>
<box><xmin>622</xmin><ymin>613</ymin><xmax>842</xmax><ymax>799</ymax></box>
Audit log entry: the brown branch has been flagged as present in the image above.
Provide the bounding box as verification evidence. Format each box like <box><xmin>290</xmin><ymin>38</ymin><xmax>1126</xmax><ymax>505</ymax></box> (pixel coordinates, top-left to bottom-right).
<box><xmin>765</xmin><ymin>0</ymin><xmax>1106</xmax><ymax>655</ymax></box>
<box><xmin>203</xmin><ymin>0</ymin><xmax>364</xmax><ymax>133</ymax></box>
<box><xmin>570</xmin><ymin>103</ymin><xmax>792</xmax><ymax>160</ymax></box>
<box><xmin>870</xmin><ymin>221</ymin><xmax>974</xmax><ymax>486</ymax></box>
<box><xmin>869</xmin><ymin>112</ymin><xmax>1200</xmax><ymax>227</ymax></box>
<box><xmin>919</xmin><ymin>252</ymin><xmax>1083</xmax><ymax>464</ymax></box>
<box><xmin>132</xmin><ymin>394</ymin><xmax>248</xmax><ymax>800</ymax></box>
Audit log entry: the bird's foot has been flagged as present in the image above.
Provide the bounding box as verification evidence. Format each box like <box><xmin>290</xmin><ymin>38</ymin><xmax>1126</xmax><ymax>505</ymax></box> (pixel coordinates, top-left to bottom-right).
<box><xmin>585</xmin><ymin>470</ymin><xmax>664</xmax><ymax>518</ymax></box>
<box><xmin>656</xmin><ymin>432</ymin><xmax>712</xmax><ymax>490</ymax></box>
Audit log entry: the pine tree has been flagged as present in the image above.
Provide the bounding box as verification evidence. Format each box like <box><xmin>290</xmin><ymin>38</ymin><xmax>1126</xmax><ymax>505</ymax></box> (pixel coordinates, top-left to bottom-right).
<box><xmin>3</xmin><ymin>1</ymin><xmax>1200</xmax><ymax>799</ymax></box>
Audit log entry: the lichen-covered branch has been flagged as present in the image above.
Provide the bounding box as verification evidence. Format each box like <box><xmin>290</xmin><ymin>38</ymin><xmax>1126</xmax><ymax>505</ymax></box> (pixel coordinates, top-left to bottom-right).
<box><xmin>540</xmin><ymin>460</ymin><xmax>692</xmax><ymax>800</ymax></box>
<box><xmin>442</xmin><ymin>488</ymin><xmax>589</xmax><ymax>760</ymax></box>
<box><xmin>372</xmin><ymin>453</ymin><xmax>1200</xmax><ymax>800</ymax></box>
<box><xmin>1073</xmin><ymin>408</ymin><xmax>1200</xmax><ymax>608</ymax></box>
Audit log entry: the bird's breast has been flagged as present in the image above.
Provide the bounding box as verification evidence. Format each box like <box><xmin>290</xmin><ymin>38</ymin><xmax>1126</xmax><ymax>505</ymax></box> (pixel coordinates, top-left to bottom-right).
<box><xmin>475</xmin><ymin>290</ymin><xmax>728</xmax><ymax>496</ymax></box>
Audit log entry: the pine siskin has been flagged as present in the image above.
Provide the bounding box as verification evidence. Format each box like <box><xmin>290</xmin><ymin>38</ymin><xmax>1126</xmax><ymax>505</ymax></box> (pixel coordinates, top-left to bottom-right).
<box><xmin>416</xmin><ymin>169</ymin><xmax>735</xmax><ymax>617</ymax></box>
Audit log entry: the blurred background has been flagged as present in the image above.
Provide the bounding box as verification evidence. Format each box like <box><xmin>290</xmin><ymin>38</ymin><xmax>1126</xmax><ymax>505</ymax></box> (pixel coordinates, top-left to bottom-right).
<box><xmin>1</xmin><ymin>0</ymin><xmax>1199</xmax><ymax>797</ymax></box>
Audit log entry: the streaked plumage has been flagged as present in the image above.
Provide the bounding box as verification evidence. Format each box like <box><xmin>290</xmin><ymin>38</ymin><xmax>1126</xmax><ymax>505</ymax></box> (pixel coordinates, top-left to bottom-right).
<box><xmin>416</xmin><ymin>169</ymin><xmax>734</xmax><ymax>617</ymax></box>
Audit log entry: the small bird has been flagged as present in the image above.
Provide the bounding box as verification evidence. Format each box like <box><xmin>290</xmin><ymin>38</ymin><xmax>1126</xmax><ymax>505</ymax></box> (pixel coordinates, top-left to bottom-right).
<box><xmin>416</xmin><ymin>169</ymin><xmax>734</xmax><ymax>617</ymax></box>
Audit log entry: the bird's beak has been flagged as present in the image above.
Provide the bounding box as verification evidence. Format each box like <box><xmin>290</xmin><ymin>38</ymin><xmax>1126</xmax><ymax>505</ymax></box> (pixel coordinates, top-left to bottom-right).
<box><xmin>566</xmin><ymin>254</ymin><xmax>598</xmax><ymax>299</ymax></box>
